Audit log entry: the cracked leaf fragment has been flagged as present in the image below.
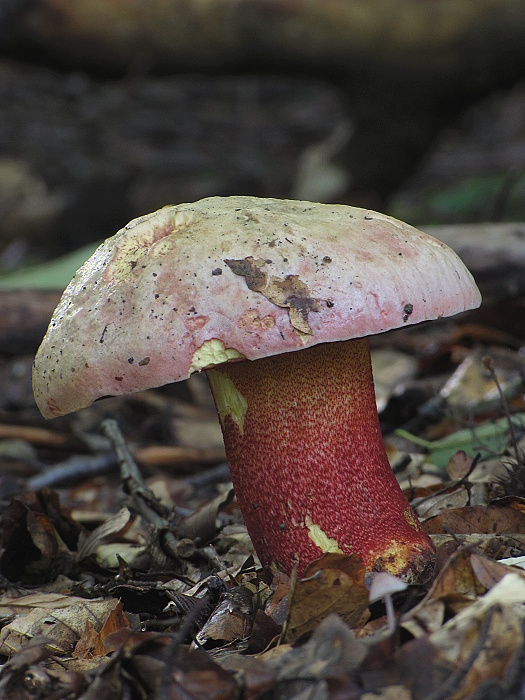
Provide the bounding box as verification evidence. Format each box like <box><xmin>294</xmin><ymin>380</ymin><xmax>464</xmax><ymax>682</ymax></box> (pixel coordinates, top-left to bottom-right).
<box><xmin>225</xmin><ymin>256</ymin><xmax>320</xmax><ymax>334</ymax></box>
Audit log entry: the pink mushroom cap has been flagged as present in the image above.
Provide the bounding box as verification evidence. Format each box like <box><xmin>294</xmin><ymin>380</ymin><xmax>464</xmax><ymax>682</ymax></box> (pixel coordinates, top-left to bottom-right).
<box><xmin>33</xmin><ymin>196</ymin><xmax>481</xmax><ymax>419</ymax></box>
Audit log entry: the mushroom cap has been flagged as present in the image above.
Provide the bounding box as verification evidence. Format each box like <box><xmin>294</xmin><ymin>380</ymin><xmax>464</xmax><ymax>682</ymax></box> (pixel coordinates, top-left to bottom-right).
<box><xmin>33</xmin><ymin>196</ymin><xmax>481</xmax><ymax>418</ymax></box>
<box><xmin>368</xmin><ymin>571</ymin><xmax>408</xmax><ymax>603</ymax></box>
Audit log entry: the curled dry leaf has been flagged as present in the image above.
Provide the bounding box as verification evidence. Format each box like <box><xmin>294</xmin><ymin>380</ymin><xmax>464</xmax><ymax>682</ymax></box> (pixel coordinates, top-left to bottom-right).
<box><xmin>413</xmin><ymin>483</ymin><xmax>470</xmax><ymax>520</ymax></box>
<box><xmin>76</xmin><ymin>506</ymin><xmax>147</xmax><ymax>568</ymax></box>
<box><xmin>264</xmin><ymin>571</ymin><xmax>291</xmax><ymax>627</ymax></box>
<box><xmin>401</xmin><ymin>549</ymin><xmax>485</xmax><ymax>639</ymax></box>
<box><xmin>178</xmin><ymin>488</ymin><xmax>234</xmax><ymax>544</ymax></box>
<box><xmin>431</xmin><ymin>533</ymin><xmax>525</xmax><ymax>568</ymax></box>
<box><xmin>469</xmin><ymin>550</ymin><xmax>525</xmax><ymax>590</ymax></box>
<box><xmin>411</xmin><ymin>548</ymin><xmax>507</xmax><ymax>619</ymax></box>
<box><xmin>77</xmin><ymin>507</ymin><xmax>136</xmax><ymax>560</ymax></box>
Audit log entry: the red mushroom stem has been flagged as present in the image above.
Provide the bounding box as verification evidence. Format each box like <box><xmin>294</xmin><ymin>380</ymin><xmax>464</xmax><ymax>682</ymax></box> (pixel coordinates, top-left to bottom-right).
<box><xmin>206</xmin><ymin>337</ymin><xmax>434</xmax><ymax>579</ymax></box>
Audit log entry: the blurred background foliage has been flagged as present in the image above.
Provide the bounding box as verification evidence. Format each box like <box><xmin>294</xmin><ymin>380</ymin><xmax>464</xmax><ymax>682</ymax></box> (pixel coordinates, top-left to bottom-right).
<box><xmin>1</xmin><ymin>0</ymin><xmax>525</xmax><ymax>277</ymax></box>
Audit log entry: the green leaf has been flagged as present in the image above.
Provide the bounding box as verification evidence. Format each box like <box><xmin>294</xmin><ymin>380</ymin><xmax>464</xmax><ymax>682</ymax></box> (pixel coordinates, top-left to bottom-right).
<box><xmin>396</xmin><ymin>413</ymin><xmax>525</xmax><ymax>469</ymax></box>
<box><xmin>0</xmin><ymin>243</ymin><xmax>100</xmax><ymax>291</ymax></box>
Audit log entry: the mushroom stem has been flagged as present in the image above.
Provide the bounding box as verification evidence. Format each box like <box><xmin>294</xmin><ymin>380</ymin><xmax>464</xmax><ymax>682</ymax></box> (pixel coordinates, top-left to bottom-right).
<box><xmin>206</xmin><ymin>337</ymin><xmax>434</xmax><ymax>579</ymax></box>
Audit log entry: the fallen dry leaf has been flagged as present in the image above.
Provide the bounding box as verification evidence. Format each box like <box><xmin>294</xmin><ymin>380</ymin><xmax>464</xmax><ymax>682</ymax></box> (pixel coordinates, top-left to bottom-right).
<box><xmin>0</xmin><ymin>489</ymin><xmax>81</xmax><ymax>583</ymax></box>
<box><xmin>0</xmin><ymin>637</ymin><xmax>56</xmax><ymax>700</ymax></box>
<box><xmin>256</xmin><ymin>613</ymin><xmax>366</xmax><ymax>697</ymax></box>
<box><xmin>401</xmin><ymin>598</ymin><xmax>446</xmax><ymax>638</ymax></box>
<box><xmin>446</xmin><ymin>450</ymin><xmax>475</xmax><ymax>480</ymax></box>
<box><xmin>264</xmin><ymin>571</ymin><xmax>290</xmax><ymax>626</ymax></box>
<box><xmin>77</xmin><ymin>506</ymin><xmax>136</xmax><ymax>560</ymax></box>
<box><xmin>425</xmin><ymin>501</ymin><xmax>525</xmax><ymax>535</ymax></box>
<box><xmin>0</xmin><ymin>594</ymin><xmax>129</xmax><ymax>656</ymax></box>
<box><xmin>402</xmin><ymin>548</ymin><xmax>515</xmax><ymax>639</ymax></box>
<box><xmin>74</xmin><ymin>600</ymin><xmax>130</xmax><ymax>659</ymax></box>
<box><xmin>195</xmin><ymin>585</ymin><xmax>253</xmax><ymax>647</ymax></box>
<box><xmin>74</xmin><ymin>619</ymin><xmax>108</xmax><ymax>660</ymax></box>
<box><xmin>360</xmin><ymin>629</ymin><xmax>443</xmax><ymax>696</ymax></box>
<box><xmin>401</xmin><ymin>549</ymin><xmax>483</xmax><ymax>638</ymax></box>
<box><xmin>164</xmin><ymin>646</ymin><xmax>239</xmax><ymax>699</ymax></box>
<box><xmin>362</xmin><ymin>686</ymin><xmax>413</xmax><ymax>700</ymax></box>
<box><xmin>427</xmin><ymin>573</ymin><xmax>525</xmax><ymax>698</ymax></box>
<box><xmin>431</xmin><ymin>532</ymin><xmax>525</xmax><ymax>566</ymax></box>
<box><xmin>285</xmin><ymin>553</ymin><xmax>370</xmax><ymax>641</ymax></box>
<box><xmin>414</xmin><ymin>482</ymin><xmax>470</xmax><ymax>519</ymax></box>
<box><xmin>178</xmin><ymin>488</ymin><xmax>234</xmax><ymax>544</ymax></box>
<box><xmin>469</xmin><ymin>550</ymin><xmax>525</xmax><ymax>590</ymax></box>
<box><xmin>425</xmin><ymin>548</ymin><xmax>485</xmax><ymax>606</ymax></box>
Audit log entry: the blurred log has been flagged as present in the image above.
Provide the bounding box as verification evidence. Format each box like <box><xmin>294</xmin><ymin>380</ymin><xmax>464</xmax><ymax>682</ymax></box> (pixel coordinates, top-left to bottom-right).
<box><xmin>0</xmin><ymin>61</ymin><xmax>351</xmax><ymax>252</ymax></box>
<box><xmin>426</xmin><ymin>222</ymin><xmax>525</xmax><ymax>301</ymax></box>
<box><xmin>0</xmin><ymin>290</ymin><xmax>59</xmax><ymax>354</ymax></box>
<box><xmin>7</xmin><ymin>0</ymin><xmax>525</xmax><ymax>88</ymax></box>
<box><xmin>390</xmin><ymin>81</ymin><xmax>525</xmax><ymax>225</ymax></box>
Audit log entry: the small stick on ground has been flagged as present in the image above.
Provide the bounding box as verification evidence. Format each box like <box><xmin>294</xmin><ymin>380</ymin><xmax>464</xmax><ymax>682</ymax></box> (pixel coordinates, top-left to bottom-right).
<box><xmin>483</xmin><ymin>355</ymin><xmax>521</xmax><ymax>462</ymax></box>
<box><xmin>101</xmin><ymin>418</ymin><xmax>170</xmax><ymax>529</ymax></box>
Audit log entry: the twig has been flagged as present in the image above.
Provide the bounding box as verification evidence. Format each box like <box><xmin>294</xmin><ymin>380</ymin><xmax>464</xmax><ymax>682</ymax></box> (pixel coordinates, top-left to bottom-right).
<box><xmin>0</xmin><ymin>424</ymin><xmax>70</xmax><ymax>448</ymax></box>
<box><xmin>186</xmin><ymin>463</ymin><xmax>231</xmax><ymax>488</ymax></box>
<box><xmin>29</xmin><ymin>453</ymin><xmax>118</xmax><ymax>489</ymax></box>
<box><xmin>278</xmin><ymin>564</ymin><xmax>298</xmax><ymax>646</ymax></box>
<box><xmin>134</xmin><ymin>444</ymin><xmax>225</xmax><ymax>468</ymax></box>
<box><xmin>482</xmin><ymin>355</ymin><xmax>521</xmax><ymax>462</ymax></box>
<box><xmin>101</xmin><ymin>418</ymin><xmax>170</xmax><ymax>529</ymax></box>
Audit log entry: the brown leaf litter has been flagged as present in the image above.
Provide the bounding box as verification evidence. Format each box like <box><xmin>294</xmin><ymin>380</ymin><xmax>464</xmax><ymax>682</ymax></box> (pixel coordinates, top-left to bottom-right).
<box><xmin>1</xmin><ymin>312</ymin><xmax>525</xmax><ymax>698</ymax></box>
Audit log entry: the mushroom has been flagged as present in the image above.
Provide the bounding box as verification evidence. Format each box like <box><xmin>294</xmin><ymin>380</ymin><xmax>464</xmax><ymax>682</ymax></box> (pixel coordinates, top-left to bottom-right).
<box><xmin>368</xmin><ymin>572</ymin><xmax>408</xmax><ymax>634</ymax></box>
<box><xmin>32</xmin><ymin>196</ymin><xmax>481</xmax><ymax>580</ymax></box>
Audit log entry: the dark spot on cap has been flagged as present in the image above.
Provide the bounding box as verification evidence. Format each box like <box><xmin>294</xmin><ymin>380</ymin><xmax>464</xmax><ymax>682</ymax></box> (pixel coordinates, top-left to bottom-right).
<box><xmin>403</xmin><ymin>303</ymin><xmax>414</xmax><ymax>322</ymax></box>
<box><xmin>225</xmin><ymin>257</ymin><xmax>267</xmax><ymax>291</ymax></box>
<box><xmin>211</xmin><ymin>268</ymin><xmax>222</xmax><ymax>276</ymax></box>
<box><xmin>138</xmin><ymin>357</ymin><xmax>150</xmax><ymax>366</ymax></box>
